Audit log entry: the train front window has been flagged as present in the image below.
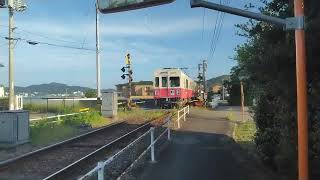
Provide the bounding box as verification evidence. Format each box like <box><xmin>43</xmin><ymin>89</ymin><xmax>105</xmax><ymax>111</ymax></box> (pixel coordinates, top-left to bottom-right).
<box><xmin>170</xmin><ymin>77</ymin><xmax>180</xmax><ymax>87</ymax></box>
<box><xmin>155</xmin><ymin>77</ymin><xmax>159</xmax><ymax>87</ymax></box>
<box><xmin>162</xmin><ymin>77</ymin><xmax>168</xmax><ymax>87</ymax></box>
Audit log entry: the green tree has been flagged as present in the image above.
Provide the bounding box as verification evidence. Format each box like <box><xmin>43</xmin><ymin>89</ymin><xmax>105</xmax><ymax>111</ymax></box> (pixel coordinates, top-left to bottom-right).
<box><xmin>84</xmin><ymin>90</ymin><xmax>97</xmax><ymax>98</ymax></box>
<box><xmin>230</xmin><ymin>0</ymin><xmax>320</xmax><ymax>178</ymax></box>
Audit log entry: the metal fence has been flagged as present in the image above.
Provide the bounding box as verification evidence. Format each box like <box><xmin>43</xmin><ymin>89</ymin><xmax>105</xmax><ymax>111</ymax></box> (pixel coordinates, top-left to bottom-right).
<box><xmin>78</xmin><ymin>116</ymin><xmax>172</xmax><ymax>180</ymax></box>
<box><xmin>176</xmin><ymin>105</ymin><xmax>190</xmax><ymax>129</ymax></box>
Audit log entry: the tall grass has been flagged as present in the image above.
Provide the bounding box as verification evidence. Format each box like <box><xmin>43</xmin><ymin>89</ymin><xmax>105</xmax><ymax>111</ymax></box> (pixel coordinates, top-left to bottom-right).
<box><xmin>117</xmin><ymin>109</ymin><xmax>168</xmax><ymax>124</ymax></box>
<box><xmin>30</xmin><ymin>108</ymin><xmax>168</xmax><ymax>146</ymax></box>
<box><xmin>30</xmin><ymin>111</ymin><xmax>110</xmax><ymax>145</ymax></box>
<box><xmin>24</xmin><ymin>103</ymin><xmax>82</xmax><ymax>113</ymax></box>
<box><xmin>234</xmin><ymin>120</ymin><xmax>257</xmax><ymax>153</ymax></box>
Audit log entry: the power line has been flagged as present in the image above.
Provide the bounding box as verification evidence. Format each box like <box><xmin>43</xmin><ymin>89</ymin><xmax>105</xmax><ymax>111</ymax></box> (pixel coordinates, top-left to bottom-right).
<box><xmin>0</xmin><ymin>24</ymin><xmax>85</xmax><ymax>44</ymax></box>
<box><xmin>207</xmin><ymin>0</ymin><xmax>223</xmax><ymax>61</ymax></box>
<box><xmin>80</xmin><ymin>0</ymin><xmax>96</xmax><ymax>48</ymax></box>
<box><xmin>202</xmin><ymin>8</ymin><xmax>205</xmax><ymax>40</ymax></box>
<box><xmin>1</xmin><ymin>35</ymin><xmax>96</xmax><ymax>51</ymax></box>
<box><xmin>207</xmin><ymin>7</ymin><xmax>222</xmax><ymax>61</ymax></box>
<box><xmin>28</xmin><ymin>40</ymin><xmax>96</xmax><ymax>51</ymax></box>
<box><xmin>207</xmin><ymin>0</ymin><xmax>230</xmax><ymax>63</ymax></box>
<box><xmin>210</xmin><ymin>0</ymin><xmax>230</xmax><ymax>60</ymax></box>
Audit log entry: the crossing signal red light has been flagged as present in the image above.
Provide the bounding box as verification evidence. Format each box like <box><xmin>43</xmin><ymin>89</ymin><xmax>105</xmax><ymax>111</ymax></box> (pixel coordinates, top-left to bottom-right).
<box><xmin>121</xmin><ymin>74</ymin><xmax>126</xmax><ymax>79</ymax></box>
<box><xmin>121</xmin><ymin>67</ymin><xmax>126</xmax><ymax>72</ymax></box>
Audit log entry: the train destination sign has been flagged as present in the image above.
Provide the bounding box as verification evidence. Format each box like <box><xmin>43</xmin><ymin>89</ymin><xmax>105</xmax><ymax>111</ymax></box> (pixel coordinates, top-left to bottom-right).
<box><xmin>98</xmin><ymin>0</ymin><xmax>175</xmax><ymax>14</ymax></box>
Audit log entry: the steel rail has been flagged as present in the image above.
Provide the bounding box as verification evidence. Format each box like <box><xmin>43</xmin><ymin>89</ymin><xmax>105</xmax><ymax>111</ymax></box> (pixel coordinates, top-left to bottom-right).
<box><xmin>42</xmin><ymin>113</ymin><xmax>171</xmax><ymax>179</ymax></box>
<box><xmin>0</xmin><ymin>120</ymin><xmax>125</xmax><ymax>166</ymax></box>
<box><xmin>43</xmin><ymin>121</ymin><xmax>154</xmax><ymax>180</ymax></box>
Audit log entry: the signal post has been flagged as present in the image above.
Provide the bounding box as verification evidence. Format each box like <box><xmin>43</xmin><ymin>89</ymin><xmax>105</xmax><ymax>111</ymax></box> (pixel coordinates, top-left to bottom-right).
<box><xmin>121</xmin><ymin>53</ymin><xmax>133</xmax><ymax>108</ymax></box>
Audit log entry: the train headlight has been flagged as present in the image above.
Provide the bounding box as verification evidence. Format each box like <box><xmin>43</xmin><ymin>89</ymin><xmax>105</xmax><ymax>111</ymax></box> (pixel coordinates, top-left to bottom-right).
<box><xmin>176</xmin><ymin>89</ymin><xmax>180</xmax><ymax>95</ymax></box>
<box><xmin>170</xmin><ymin>90</ymin><xmax>175</xmax><ymax>95</ymax></box>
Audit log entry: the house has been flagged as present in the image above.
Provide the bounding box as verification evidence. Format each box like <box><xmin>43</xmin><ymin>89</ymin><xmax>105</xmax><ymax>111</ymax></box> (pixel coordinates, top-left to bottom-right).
<box><xmin>116</xmin><ymin>81</ymin><xmax>153</xmax><ymax>98</ymax></box>
<box><xmin>211</xmin><ymin>84</ymin><xmax>222</xmax><ymax>93</ymax></box>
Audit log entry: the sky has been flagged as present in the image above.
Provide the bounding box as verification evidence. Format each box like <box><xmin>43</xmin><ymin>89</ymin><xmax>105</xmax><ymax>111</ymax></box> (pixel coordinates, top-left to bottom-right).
<box><xmin>0</xmin><ymin>0</ymin><xmax>261</xmax><ymax>89</ymax></box>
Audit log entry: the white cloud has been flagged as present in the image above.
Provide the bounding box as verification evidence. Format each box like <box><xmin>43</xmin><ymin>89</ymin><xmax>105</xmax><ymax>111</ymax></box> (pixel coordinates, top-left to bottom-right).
<box><xmin>15</xmin><ymin>16</ymin><xmax>208</xmax><ymax>41</ymax></box>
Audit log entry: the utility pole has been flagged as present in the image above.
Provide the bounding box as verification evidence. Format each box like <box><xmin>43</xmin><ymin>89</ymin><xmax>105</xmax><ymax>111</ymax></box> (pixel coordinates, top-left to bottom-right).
<box><xmin>240</xmin><ymin>81</ymin><xmax>244</xmax><ymax>122</ymax></box>
<box><xmin>202</xmin><ymin>60</ymin><xmax>207</xmax><ymax>101</ymax></box>
<box><xmin>222</xmin><ymin>86</ymin><xmax>225</xmax><ymax>101</ymax></box>
<box><xmin>294</xmin><ymin>1</ymin><xmax>308</xmax><ymax>179</ymax></box>
<box><xmin>5</xmin><ymin>0</ymin><xmax>26</xmax><ymax>110</ymax></box>
<box><xmin>191</xmin><ymin>0</ymin><xmax>308</xmax><ymax>179</ymax></box>
<box><xmin>96</xmin><ymin>0</ymin><xmax>101</xmax><ymax>98</ymax></box>
<box><xmin>8</xmin><ymin>2</ymin><xmax>14</xmax><ymax>110</ymax></box>
<box><xmin>197</xmin><ymin>63</ymin><xmax>203</xmax><ymax>99</ymax></box>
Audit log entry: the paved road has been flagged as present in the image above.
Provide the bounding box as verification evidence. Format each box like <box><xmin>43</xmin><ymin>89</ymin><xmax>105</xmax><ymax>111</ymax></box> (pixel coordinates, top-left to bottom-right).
<box><xmin>137</xmin><ymin>107</ymin><xmax>278</xmax><ymax>180</ymax></box>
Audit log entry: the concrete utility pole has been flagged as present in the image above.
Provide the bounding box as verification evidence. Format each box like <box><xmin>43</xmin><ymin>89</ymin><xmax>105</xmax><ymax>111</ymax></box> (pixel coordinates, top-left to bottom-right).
<box><xmin>8</xmin><ymin>0</ymin><xmax>15</xmax><ymax>110</ymax></box>
<box><xmin>222</xmin><ymin>86</ymin><xmax>225</xmax><ymax>101</ymax></box>
<box><xmin>6</xmin><ymin>0</ymin><xmax>26</xmax><ymax>110</ymax></box>
<box><xmin>202</xmin><ymin>60</ymin><xmax>207</xmax><ymax>100</ymax></box>
<box><xmin>240</xmin><ymin>81</ymin><xmax>244</xmax><ymax>122</ymax></box>
<box><xmin>197</xmin><ymin>63</ymin><xmax>203</xmax><ymax>99</ymax></box>
<box><xmin>191</xmin><ymin>0</ymin><xmax>308</xmax><ymax>179</ymax></box>
<box><xmin>96</xmin><ymin>0</ymin><xmax>101</xmax><ymax>98</ymax></box>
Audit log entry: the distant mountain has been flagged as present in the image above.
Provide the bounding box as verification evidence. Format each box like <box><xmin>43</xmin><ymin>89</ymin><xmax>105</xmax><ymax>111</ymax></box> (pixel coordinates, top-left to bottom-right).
<box><xmin>5</xmin><ymin>82</ymin><xmax>92</xmax><ymax>95</ymax></box>
<box><xmin>206</xmin><ymin>75</ymin><xmax>230</xmax><ymax>90</ymax></box>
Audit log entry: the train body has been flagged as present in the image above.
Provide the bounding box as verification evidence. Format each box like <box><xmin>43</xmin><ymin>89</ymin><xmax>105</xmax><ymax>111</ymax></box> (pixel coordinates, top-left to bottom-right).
<box><xmin>153</xmin><ymin>68</ymin><xmax>197</xmax><ymax>108</ymax></box>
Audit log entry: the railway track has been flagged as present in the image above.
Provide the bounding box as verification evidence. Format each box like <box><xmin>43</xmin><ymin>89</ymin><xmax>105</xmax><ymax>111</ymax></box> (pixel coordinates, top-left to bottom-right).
<box><xmin>0</xmin><ymin>114</ymin><xmax>169</xmax><ymax>180</ymax></box>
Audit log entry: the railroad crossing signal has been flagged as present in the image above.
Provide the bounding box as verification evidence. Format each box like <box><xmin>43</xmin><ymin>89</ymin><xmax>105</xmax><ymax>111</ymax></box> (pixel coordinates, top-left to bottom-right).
<box><xmin>125</xmin><ymin>53</ymin><xmax>131</xmax><ymax>65</ymax></box>
<box><xmin>121</xmin><ymin>53</ymin><xmax>133</xmax><ymax>108</ymax></box>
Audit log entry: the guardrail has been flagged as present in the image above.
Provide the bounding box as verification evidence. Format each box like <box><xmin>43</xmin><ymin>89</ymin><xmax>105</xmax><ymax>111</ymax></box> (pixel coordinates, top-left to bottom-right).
<box><xmin>78</xmin><ymin>116</ymin><xmax>172</xmax><ymax>180</ymax></box>
<box><xmin>177</xmin><ymin>105</ymin><xmax>190</xmax><ymax>129</ymax></box>
<box><xmin>30</xmin><ymin>112</ymin><xmax>88</xmax><ymax>122</ymax></box>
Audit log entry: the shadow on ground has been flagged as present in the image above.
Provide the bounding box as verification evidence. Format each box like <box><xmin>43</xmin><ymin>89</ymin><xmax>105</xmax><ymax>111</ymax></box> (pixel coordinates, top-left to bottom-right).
<box><xmin>136</xmin><ymin>130</ymin><xmax>280</xmax><ymax>180</ymax></box>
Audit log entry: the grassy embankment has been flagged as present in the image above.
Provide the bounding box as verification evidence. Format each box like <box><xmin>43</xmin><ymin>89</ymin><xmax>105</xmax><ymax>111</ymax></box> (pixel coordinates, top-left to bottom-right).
<box><xmin>30</xmin><ymin>111</ymin><xmax>109</xmax><ymax>145</ymax></box>
<box><xmin>226</xmin><ymin>111</ymin><xmax>257</xmax><ymax>153</ymax></box>
<box><xmin>30</xmin><ymin>108</ymin><xmax>168</xmax><ymax>146</ymax></box>
<box><xmin>117</xmin><ymin>109</ymin><xmax>169</xmax><ymax>124</ymax></box>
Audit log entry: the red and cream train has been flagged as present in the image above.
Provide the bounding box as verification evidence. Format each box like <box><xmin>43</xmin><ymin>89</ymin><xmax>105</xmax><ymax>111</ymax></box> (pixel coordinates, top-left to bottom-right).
<box><xmin>153</xmin><ymin>68</ymin><xmax>197</xmax><ymax>108</ymax></box>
